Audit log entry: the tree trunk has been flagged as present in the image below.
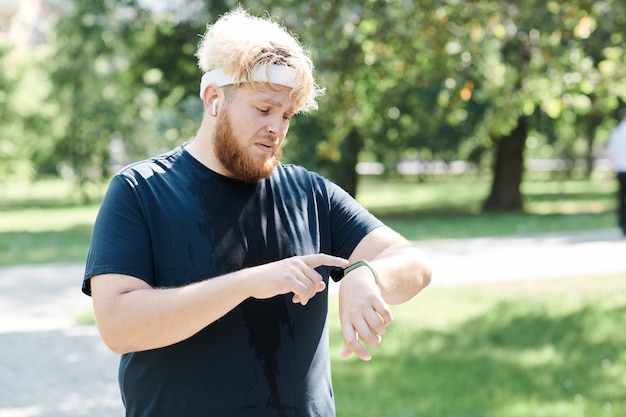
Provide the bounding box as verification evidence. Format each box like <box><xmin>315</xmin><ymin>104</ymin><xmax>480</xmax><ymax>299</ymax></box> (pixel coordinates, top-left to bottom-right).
<box><xmin>333</xmin><ymin>128</ymin><xmax>362</xmax><ymax>197</ymax></box>
<box><xmin>482</xmin><ymin>117</ymin><xmax>527</xmax><ymax>211</ymax></box>
<box><xmin>584</xmin><ymin>113</ymin><xmax>598</xmax><ymax>179</ymax></box>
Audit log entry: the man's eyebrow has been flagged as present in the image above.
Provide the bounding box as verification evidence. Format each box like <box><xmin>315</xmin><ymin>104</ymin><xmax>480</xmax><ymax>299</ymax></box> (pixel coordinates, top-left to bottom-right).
<box><xmin>257</xmin><ymin>97</ymin><xmax>283</xmax><ymax>106</ymax></box>
<box><xmin>257</xmin><ymin>97</ymin><xmax>295</xmax><ymax>113</ymax></box>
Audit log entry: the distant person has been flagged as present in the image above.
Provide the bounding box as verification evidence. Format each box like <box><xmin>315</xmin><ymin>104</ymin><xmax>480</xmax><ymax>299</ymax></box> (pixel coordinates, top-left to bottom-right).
<box><xmin>607</xmin><ymin>111</ymin><xmax>626</xmax><ymax>236</ymax></box>
<box><xmin>82</xmin><ymin>7</ymin><xmax>432</xmax><ymax>417</ymax></box>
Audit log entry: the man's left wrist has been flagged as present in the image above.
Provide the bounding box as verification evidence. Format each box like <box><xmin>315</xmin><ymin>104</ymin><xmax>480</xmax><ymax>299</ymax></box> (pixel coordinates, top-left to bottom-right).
<box><xmin>341</xmin><ymin>260</ymin><xmax>379</xmax><ymax>285</ymax></box>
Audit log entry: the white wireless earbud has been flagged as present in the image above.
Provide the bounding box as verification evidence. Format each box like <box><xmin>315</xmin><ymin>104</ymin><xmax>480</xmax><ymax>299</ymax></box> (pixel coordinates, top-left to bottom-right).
<box><xmin>212</xmin><ymin>99</ymin><xmax>218</xmax><ymax>116</ymax></box>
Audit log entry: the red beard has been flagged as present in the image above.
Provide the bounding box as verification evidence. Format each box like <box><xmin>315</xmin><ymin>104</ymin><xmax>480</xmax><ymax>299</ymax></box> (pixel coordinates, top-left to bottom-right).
<box><xmin>213</xmin><ymin>109</ymin><xmax>283</xmax><ymax>182</ymax></box>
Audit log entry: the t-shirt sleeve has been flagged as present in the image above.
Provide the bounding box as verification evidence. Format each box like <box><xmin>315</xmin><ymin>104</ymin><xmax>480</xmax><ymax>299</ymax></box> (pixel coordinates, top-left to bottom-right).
<box><xmin>82</xmin><ymin>174</ymin><xmax>154</xmax><ymax>295</ymax></box>
<box><xmin>323</xmin><ymin>178</ymin><xmax>383</xmax><ymax>280</ymax></box>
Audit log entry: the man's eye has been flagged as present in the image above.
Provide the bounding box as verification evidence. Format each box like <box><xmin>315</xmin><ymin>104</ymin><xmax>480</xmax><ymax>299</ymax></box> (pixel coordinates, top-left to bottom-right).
<box><xmin>257</xmin><ymin>107</ymin><xmax>269</xmax><ymax>113</ymax></box>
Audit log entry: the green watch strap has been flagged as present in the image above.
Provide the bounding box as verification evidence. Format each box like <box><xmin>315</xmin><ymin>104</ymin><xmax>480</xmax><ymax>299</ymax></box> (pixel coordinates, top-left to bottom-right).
<box><xmin>343</xmin><ymin>259</ymin><xmax>379</xmax><ymax>285</ymax></box>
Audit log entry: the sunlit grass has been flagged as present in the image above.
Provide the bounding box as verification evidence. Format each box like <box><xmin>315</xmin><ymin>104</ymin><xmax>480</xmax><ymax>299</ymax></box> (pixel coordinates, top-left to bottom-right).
<box><xmin>70</xmin><ymin>270</ymin><xmax>626</xmax><ymax>416</ymax></box>
<box><xmin>380</xmin><ymin>211</ymin><xmax>614</xmax><ymax>241</ymax></box>
<box><xmin>0</xmin><ymin>179</ymin><xmax>101</xmax><ymax>265</ymax></box>
<box><xmin>329</xmin><ymin>274</ymin><xmax>626</xmax><ymax>417</ymax></box>
<box><xmin>13</xmin><ymin>175</ymin><xmax>619</xmax><ymax>416</ymax></box>
<box><xmin>357</xmin><ymin>174</ymin><xmax>616</xmax><ymax>240</ymax></box>
<box><xmin>356</xmin><ymin>175</ymin><xmax>488</xmax><ymax>214</ymax></box>
<box><xmin>357</xmin><ymin>174</ymin><xmax>616</xmax><ymax>216</ymax></box>
<box><xmin>0</xmin><ymin>178</ymin><xmax>105</xmax><ymax>207</ymax></box>
<box><xmin>0</xmin><ymin>205</ymin><xmax>99</xmax><ymax>232</ymax></box>
<box><xmin>0</xmin><ymin>174</ymin><xmax>618</xmax><ymax>266</ymax></box>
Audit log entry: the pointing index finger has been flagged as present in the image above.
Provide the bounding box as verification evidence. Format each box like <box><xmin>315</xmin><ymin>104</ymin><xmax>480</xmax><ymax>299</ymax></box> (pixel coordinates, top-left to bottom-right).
<box><xmin>302</xmin><ymin>253</ymin><xmax>349</xmax><ymax>269</ymax></box>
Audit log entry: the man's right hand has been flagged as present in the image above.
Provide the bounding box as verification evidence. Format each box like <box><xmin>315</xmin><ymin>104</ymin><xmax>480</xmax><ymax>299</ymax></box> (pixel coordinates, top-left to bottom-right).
<box><xmin>90</xmin><ymin>253</ymin><xmax>348</xmax><ymax>354</ymax></box>
<box><xmin>245</xmin><ymin>254</ymin><xmax>348</xmax><ymax>305</ymax></box>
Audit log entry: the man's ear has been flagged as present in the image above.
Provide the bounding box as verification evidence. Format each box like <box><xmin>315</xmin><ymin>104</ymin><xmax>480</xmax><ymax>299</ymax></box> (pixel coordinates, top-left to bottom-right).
<box><xmin>201</xmin><ymin>85</ymin><xmax>220</xmax><ymax>112</ymax></box>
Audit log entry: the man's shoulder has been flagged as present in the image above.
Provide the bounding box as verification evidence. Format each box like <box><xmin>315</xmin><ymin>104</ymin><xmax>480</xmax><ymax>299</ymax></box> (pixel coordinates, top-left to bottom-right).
<box><xmin>274</xmin><ymin>162</ymin><xmax>324</xmax><ymax>179</ymax></box>
<box><xmin>272</xmin><ymin>163</ymin><xmax>325</xmax><ymax>183</ymax></box>
<box><xmin>116</xmin><ymin>147</ymin><xmax>185</xmax><ymax>181</ymax></box>
<box><xmin>274</xmin><ymin>162</ymin><xmax>312</xmax><ymax>174</ymax></box>
<box><xmin>269</xmin><ymin>164</ymin><xmax>335</xmax><ymax>199</ymax></box>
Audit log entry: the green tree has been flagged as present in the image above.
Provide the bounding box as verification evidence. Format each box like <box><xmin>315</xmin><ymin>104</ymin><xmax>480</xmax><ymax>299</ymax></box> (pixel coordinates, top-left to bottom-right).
<box><xmin>276</xmin><ymin>1</ymin><xmax>445</xmax><ymax>196</ymax></box>
<box><xmin>440</xmin><ymin>0</ymin><xmax>626</xmax><ymax>210</ymax></box>
<box><xmin>45</xmin><ymin>0</ymin><xmax>237</xmax><ymax>199</ymax></box>
<box><xmin>0</xmin><ymin>44</ymin><xmax>51</xmax><ymax>182</ymax></box>
<box><xmin>46</xmin><ymin>0</ymin><xmax>137</xmax><ymax>199</ymax></box>
<box><xmin>0</xmin><ymin>45</ymin><xmax>23</xmax><ymax>179</ymax></box>
<box><xmin>41</xmin><ymin>0</ymin><xmax>626</xmax><ymax>210</ymax></box>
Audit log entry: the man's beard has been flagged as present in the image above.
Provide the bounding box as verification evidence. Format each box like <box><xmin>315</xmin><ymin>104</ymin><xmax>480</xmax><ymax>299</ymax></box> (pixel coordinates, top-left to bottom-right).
<box><xmin>213</xmin><ymin>109</ymin><xmax>283</xmax><ymax>183</ymax></box>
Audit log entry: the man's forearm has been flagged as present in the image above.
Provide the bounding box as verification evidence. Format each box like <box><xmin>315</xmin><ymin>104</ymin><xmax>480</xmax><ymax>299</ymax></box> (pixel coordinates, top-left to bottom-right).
<box><xmin>91</xmin><ymin>254</ymin><xmax>348</xmax><ymax>354</ymax></box>
<box><xmin>346</xmin><ymin>226</ymin><xmax>432</xmax><ymax>305</ymax></box>
<box><xmin>91</xmin><ymin>272</ymin><xmax>251</xmax><ymax>354</ymax></box>
<box><xmin>369</xmin><ymin>244</ymin><xmax>431</xmax><ymax>304</ymax></box>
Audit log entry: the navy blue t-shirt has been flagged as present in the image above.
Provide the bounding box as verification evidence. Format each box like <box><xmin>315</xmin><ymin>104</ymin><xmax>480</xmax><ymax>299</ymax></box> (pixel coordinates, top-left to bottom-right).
<box><xmin>83</xmin><ymin>146</ymin><xmax>382</xmax><ymax>417</ymax></box>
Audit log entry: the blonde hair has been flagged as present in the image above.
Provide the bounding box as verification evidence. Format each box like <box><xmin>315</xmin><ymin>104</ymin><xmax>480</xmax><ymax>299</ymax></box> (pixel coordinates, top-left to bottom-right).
<box><xmin>196</xmin><ymin>7</ymin><xmax>323</xmax><ymax>113</ymax></box>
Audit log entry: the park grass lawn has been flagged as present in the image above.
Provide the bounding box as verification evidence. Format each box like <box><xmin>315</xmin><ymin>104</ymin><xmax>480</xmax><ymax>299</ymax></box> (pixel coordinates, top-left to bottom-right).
<box><xmin>4</xmin><ymin>177</ymin><xmax>623</xmax><ymax>415</ymax></box>
<box><xmin>329</xmin><ymin>274</ymin><xmax>626</xmax><ymax>417</ymax></box>
<box><xmin>357</xmin><ymin>174</ymin><xmax>616</xmax><ymax>239</ymax></box>
<box><xmin>72</xmin><ymin>266</ymin><xmax>626</xmax><ymax>415</ymax></box>
<box><xmin>0</xmin><ymin>204</ymin><xmax>99</xmax><ymax>266</ymax></box>
<box><xmin>0</xmin><ymin>173</ymin><xmax>618</xmax><ymax>266</ymax></box>
<box><xmin>0</xmin><ymin>179</ymin><xmax>99</xmax><ymax>266</ymax></box>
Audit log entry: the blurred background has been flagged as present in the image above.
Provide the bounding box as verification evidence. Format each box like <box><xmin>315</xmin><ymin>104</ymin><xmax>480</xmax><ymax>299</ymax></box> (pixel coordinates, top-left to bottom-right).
<box><xmin>1</xmin><ymin>0</ymin><xmax>624</xmax><ymax>204</ymax></box>
<box><xmin>1</xmin><ymin>1</ymin><xmax>625</xmax><ymax>416</ymax></box>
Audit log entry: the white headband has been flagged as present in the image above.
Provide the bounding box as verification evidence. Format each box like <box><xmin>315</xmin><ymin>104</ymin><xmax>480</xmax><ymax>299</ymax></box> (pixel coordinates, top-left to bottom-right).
<box><xmin>199</xmin><ymin>65</ymin><xmax>297</xmax><ymax>98</ymax></box>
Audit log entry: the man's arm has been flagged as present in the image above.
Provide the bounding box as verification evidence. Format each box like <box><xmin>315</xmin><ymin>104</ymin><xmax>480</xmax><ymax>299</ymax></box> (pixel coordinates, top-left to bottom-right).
<box><xmin>338</xmin><ymin>226</ymin><xmax>432</xmax><ymax>361</ymax></box>
<box><xmin>90</xmin><ymin>254</ymin><xmax>348</xmax><ymax>355</ymax></box>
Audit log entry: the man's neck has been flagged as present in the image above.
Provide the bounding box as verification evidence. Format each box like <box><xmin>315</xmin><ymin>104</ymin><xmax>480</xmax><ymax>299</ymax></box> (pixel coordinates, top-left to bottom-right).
<box><xmin>186</xmin><ymin>122</ymin><xmax>222</xmax><ymax>172</ymax></box>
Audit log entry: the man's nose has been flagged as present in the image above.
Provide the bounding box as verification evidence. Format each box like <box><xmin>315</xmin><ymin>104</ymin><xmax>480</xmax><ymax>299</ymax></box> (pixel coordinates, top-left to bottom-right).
<box><xmin>266</xmin><ymin>115</ymin><xmax>287</xmax><ymax>136</ymax></box>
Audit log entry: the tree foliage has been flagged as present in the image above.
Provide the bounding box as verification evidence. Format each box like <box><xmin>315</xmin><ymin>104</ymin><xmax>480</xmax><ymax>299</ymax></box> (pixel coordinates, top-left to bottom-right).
<box><xmin>2</xmin><ymin>0</ymin><xmax>626</xmax><ymax>209</ymax></box>
<box><xmin>0</xmin><ymin>44</ymin><xmax>51</xmax><ymax>182</ymax></box>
